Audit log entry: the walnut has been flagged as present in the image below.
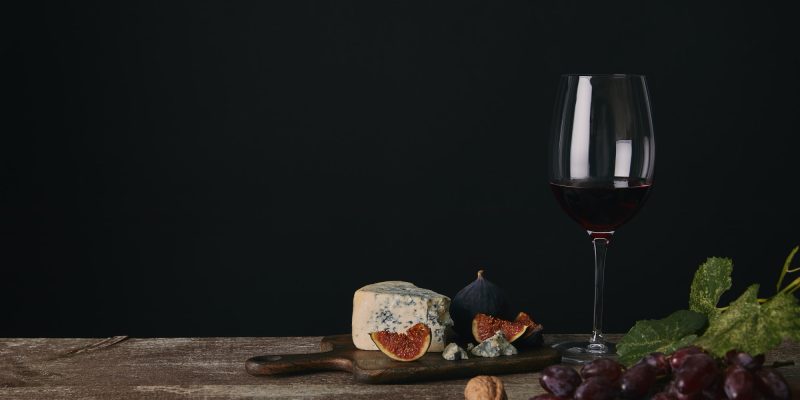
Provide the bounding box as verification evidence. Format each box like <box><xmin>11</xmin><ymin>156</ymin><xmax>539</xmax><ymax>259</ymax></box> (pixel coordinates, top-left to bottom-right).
<box><xmin>464</xmin><ymin>375</ymin><xmax>507</xmax><ymax>400</ymax></box>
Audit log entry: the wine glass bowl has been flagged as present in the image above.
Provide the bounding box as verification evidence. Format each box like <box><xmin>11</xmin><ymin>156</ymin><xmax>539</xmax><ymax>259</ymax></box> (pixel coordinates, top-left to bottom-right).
<box><xmin>548</xmin><ymin>74</ymin><xmax>655</xmax><ymax>362</ymax></box>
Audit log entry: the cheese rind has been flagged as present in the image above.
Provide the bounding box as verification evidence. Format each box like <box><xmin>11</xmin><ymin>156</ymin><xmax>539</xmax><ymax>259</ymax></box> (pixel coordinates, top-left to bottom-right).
<box><xmin>352</xmin><ymin>281</ymin><xmax>453</xmax><ymax>352</ymax></box>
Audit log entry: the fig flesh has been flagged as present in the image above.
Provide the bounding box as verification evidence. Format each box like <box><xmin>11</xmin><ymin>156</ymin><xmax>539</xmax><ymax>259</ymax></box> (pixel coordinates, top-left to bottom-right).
<box><xmin>471</xmin><ymin>313</ymin><xmax>528</xmax><ymax>343</ymax></box>
<box><xmin>370</xmin><ymin>323</ymin><xmax>432</xmax><ymax>362</ymax></box>
<box><xmin>514</xmin><ymin>311</ymin><xmax>543</xmax><ymax>338</ymax></box>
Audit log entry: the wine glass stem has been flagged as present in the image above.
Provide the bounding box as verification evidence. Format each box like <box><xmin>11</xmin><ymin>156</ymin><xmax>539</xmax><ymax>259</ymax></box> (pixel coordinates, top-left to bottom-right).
<box><xmin>588</xmin><ymin>235</ymin><xmax>611</xmax><ymax>353</ymax></box>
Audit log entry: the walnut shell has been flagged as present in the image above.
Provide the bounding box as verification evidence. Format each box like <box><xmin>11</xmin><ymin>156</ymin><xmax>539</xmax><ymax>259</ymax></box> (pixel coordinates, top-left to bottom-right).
<box><xmin>464</xmin><ymin>375</ymin><xmax>507</xmax><ymax>400</ymax></box>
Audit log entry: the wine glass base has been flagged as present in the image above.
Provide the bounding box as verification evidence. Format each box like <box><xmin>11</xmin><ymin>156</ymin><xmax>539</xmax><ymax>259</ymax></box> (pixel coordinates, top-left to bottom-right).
<box><xmin>552</xmin><ymin>341</ymin><xmax>617</xmax><ymax>364</ymax></box>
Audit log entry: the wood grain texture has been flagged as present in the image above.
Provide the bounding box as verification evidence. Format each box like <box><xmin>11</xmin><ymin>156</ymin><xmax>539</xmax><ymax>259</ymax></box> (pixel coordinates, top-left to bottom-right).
<box><xmin>1</xmin><ymin>334</ymin><xmax>798</xmax><ymax>399</ymax></box>
<box><xmin>246</xmin><ymin>334</ymin><xmax>560</xmax><ymax>383</ymax></box>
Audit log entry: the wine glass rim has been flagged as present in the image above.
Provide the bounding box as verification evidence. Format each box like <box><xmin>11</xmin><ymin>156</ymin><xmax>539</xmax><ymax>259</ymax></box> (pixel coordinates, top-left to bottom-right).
<box><xmin>561</xmin><ymin>73</ymin><xmax>645</xmax><ymax>78</ymax></box>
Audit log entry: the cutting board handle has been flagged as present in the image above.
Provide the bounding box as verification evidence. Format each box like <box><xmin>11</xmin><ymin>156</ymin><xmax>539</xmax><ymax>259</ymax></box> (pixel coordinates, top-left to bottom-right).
<box><xmin>246</xmin><ymin>352</ymin><xmax>354</xmax><ymax>376</ymax></box>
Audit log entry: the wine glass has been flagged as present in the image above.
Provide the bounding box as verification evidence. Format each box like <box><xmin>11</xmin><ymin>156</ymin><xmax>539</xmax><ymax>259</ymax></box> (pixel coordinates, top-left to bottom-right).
<box><xmin>548</xmin><ymin>74</ymin><xmax>655</xmax><ymax>363</ymax></box>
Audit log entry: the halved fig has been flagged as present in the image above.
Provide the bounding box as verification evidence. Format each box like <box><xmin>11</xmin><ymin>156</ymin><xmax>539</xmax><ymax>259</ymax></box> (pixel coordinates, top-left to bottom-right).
<box><xmin>369</xmin><ymin>323</ymin><xmax>432</xmax><ymax>362</ymax></box>
<box><xmin>472</xmin><ymin>313</ymin><xmax>528</xmax><ymax>343</ymax></box>
<box><xmin>515</xmin><ymin>311</ymin><xmax>543</xmax><ymax>338</ymax></box>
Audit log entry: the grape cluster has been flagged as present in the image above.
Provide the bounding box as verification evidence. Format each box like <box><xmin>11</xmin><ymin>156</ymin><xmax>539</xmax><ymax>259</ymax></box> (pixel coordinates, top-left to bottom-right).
<box><xmin>530</xmin><ymin>346</ymin><xmax>791</xmax><ymax>400</ymax></box>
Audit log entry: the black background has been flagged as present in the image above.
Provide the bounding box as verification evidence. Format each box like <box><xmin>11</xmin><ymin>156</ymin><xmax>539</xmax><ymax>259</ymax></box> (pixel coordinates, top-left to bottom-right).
<box><xmin>3</xmin><ymin>1</ymin><xmax>799</xmax><ymax>338</ymax></box>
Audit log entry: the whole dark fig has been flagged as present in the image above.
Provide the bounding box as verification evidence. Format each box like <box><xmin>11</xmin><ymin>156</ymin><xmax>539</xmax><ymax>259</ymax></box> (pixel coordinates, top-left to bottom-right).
<box><xmin>451</xmin><ymin>270</ymin><xmax>514</xmax><ymax>338</ymax></box>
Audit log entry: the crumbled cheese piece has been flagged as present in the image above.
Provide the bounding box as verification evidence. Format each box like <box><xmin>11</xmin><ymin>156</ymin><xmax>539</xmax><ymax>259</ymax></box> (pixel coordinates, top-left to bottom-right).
<box><xmin>470</xmin><ymin>331</ymin><xmax>517</xmax><ymax>358</ymax></box>
<box><xmin>442</xmin><ymin>343</ymin><xmax>469</xmax><ymax>360</ymax></box>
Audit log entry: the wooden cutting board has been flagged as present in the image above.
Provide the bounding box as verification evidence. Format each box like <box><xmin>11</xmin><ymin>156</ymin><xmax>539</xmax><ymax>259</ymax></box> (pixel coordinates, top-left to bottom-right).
<box><xmin>245</xmin><ymin>334</ymin><xmax>561</xmax><ymax>384</ymax></box>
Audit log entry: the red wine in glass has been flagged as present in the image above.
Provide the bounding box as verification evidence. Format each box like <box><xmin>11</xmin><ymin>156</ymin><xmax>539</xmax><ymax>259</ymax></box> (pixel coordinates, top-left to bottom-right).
<box><xmin>550</xmin><ymin>178</ymin><xmax>652</xmax><ymax>234</ymax></box>
<box><xmin>548</xmin><ymin>74</ymin><xmax>656</xmax><ymax>362</ymax></box>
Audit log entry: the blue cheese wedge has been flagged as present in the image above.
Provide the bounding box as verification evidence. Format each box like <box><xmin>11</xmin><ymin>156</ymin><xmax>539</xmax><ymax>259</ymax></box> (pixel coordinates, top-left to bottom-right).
<box><xmin>469</xmin><ymin>331</ymin><xmax>518</xmax><ymax>358</ymax></box>
<box><xmin>352</xmin><ymin>281</ymin><xmax>453</xmax><ymax>352</ymax></box>
<box><xmin>442</xmin><ymin>343</ymin><xmax>469</xmax><ymax>360</ymax></box>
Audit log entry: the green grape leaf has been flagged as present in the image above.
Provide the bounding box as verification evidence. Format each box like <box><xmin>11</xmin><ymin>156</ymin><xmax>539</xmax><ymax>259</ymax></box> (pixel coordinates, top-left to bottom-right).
<box><xmin>694</xmin><ymin>285</ymin><xmax>800</xmax><ymax>356</ymax></box>
<box><xmin>616</xmin><ymin>310</ymin><xmax>707</xmax><ymax>365</ymax></box>
<box><xmin>689</xmin><ymin>257</ymin><xmax>733</xmax><ymax>321</ymax></box>
<box><xmin>761</xmin><ymin>292</ymin><xmax>800</xmax><ymax>342</ymax></box>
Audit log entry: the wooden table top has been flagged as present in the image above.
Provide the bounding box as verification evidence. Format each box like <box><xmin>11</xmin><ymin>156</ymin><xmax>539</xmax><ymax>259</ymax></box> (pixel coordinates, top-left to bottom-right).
<box><xmin>1</xmin><ymin>334</ymin><xmax>797</xmax><ymax>399</ymax></box>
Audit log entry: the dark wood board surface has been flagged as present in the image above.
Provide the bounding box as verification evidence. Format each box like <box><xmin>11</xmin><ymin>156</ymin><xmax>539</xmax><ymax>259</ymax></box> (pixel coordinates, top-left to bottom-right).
<box><xmin>245</xmin><ymin>334</ymin><xmax>560</xmax><ymax>384</ymax></box>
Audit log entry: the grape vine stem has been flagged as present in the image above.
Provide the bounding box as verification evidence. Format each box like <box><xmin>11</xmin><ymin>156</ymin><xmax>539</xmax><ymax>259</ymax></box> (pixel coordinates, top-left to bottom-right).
<box><xmin>717</xmin><ymin>245</ymin><xmax>800</xmax><ymax>312</ymax></box>
<box><xmin>776</xmin><ymin>245</ymin><xmax>799</xmax><ymax>293</ymax></box>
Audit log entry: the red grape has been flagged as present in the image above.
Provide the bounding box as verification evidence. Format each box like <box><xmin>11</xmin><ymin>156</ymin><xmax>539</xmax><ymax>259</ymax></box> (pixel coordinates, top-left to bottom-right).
<box><xmin>580</xmin><ymin>358</ymin><xmax>624</xmax><ymax>383</ymax></box>
<box><xmin>644</xmin><ymin>352</ymin><xmax>671</xmax><ymax>376</ymax></box>
<box><xmin>539</xmin><ymin>365</ymin><xmax>582</xmax><ymax>397</ymax></box>
<box><xmin>674</xmin><ymin>353</ymin><xmax>718</xmax><ymax>395</ymax></box>
<box><xmin>701</xmin><ymin>378</ymin><xmax>726</xmax><ymax>400</ymax></box>
<box><xmin>724</xmin><ymin>350</ymin><xmax>764</xmax><ymax>371</ymax></box>
<box><xmin>669</xmin><ymin>346</ymin><xmax>704</xmax><ymax>371</ymax></box>
<box><xmin>528</xmin><ymin>394</ymin><xmax>567</xmax><ymax>400</ymax></box>
<box><xmin>530</xmin><ymin>351</ymin><xmax>792</xmax><ymax>400</ymax></box>
<box><xmin>651</xmin><ymin>392</ymin><xmax>677</xmax><ymax>400</ymax></box>
<box><xmin>754</xmin><ymin>368</ymin><xmax>791</xmax><ymax>400</ymax></box>
<box><xmin>574</xmin><ymin>377</ymin><xmax>618</xmax><ymax>400</ymax></box>
<box><xmin>666</xmin><ymin>380</ymin><xmax>702</xmax><ymax>400</ymax></box>
<box><xmin>723</xmin><ymin>366</ymin><xmax>755</xmax><ymax>400</ymax></box>
<box><xmin>620</xmin><ymin>362</ymin><xmax>656</xmax><ymax>399</ymax></box>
